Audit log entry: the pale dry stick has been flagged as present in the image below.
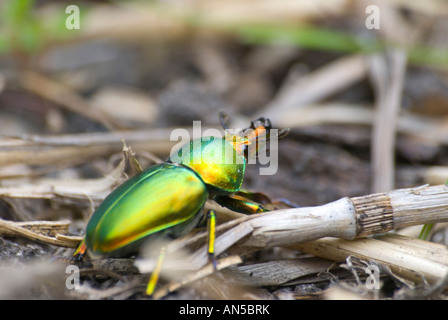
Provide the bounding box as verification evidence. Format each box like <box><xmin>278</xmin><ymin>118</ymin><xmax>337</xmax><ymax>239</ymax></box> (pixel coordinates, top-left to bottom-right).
<box><xmin>16</xmin><ymin>128</ymin><xmax>178</xmax><ymax>146</ymax></box>
<box><xmin>77</xmin><ymin>3</ymin><xmax>188</xmax><ymax>42</ymax></box>
<box><xmin>187</xmin><ymin>184</ymin><xmax>448</xmax><ymax>270</ymax></box>
<box><xmin>276</xmin><ymin>103</ymin><xmax>374</xmax><ymax>128</ymax></box>
<box><xmin>77</xmin><ymin>1</ymin><xmax>346</xmax><ymax>42</ymax></box>
<box><xmin>20</xmin><ymin>71</ymin><xmax>121</xmax><ymax>130</ymax></box>
<box><xmin>0</xmin><ymin>145</ymin><xmax>144</xmax><ymax>249</ymax></box>
<box><xmin>292</xmin><ymin>234</ymin><xmax>448</xmax><ymax>284</ymax></box>
<box><xmin>0</xmin><ymin>219</ymin><xmax>81</xmax><ymax>248</ymax></box>
<box><xmin>1</xmin><ymin>109</ymin><xmax>444</xmax><ymax>170</ymax></box>
<box><xmin>0</xmin><ymin>155</ymin><xmax>126</xmax><ymax>199</ymax></box>
<box><xmin>270</xmin><ymin>102</ymin><xmax>448</xmax><ymax>175</ymax></box>
<box><xmin>0</xmin><ymin>146</ymin><xmax>145</xmax><ymax>249</ymax></box>
<box><xmin>274</xmin><ymin>103</ymin><xmax>437</xmax><ymax>133</ymax></box>
<box><xmin>255</xmin><ymin>54</ymin><xmax>368</xmax><ymax>123</ymax></box>
<box><xmin>378</xmin><ymin>232</ymin><xmax>448</xmax><ymax>262</ymax></box>
<box><xmin>426</xmin><ymin>166</ymin><xmax>448</xmax><ymax>185</ymax></box>
<box><xmin>0</xmin><ymin>219</ymin><xmax>70</xmax><ymax>237</ymax></box>
<box><xmin>368</xmin><ymin>49</ymin><xmax>407</xmax><ymax>193</ymax></box>
<box><xmin>0</xmin><ymin>128</ymin><xmax>182</xmax><ymax>168</ymax></box>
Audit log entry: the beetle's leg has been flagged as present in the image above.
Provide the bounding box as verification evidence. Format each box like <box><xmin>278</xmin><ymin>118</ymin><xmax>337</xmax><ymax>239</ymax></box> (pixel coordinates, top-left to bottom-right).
<box><xmin>72</xmin><ymin>238</ymin><xmax>87</xmax><ymax>262</ymax></box>
<box><xmin>51</xmin><ymin>238</ymin><xmax>86</xmax><ymax>263</ymax></box>
<box><xmin>146</xmin><ymin>211</ymin><xmax>217</xmax><ymax>296</ymax></box>
<box><xmin>236</xmin><ymin>190</ymin><xmax>299</xmax><ymax>209</ymax></box>
<box><xmin>214</xmin><ymin>194</ymin><xmax>268</xmax><ymax>214</ymax></box>
<box><xmin>235</xmin><ymin>190</ymin><xmax>273</xmax><ymax>205</ymax></box>
<box><xmin>146</xmin><ymin>246</ymin><xmax>167</xmax><ymax>296</ymax></box>
<box><xmin>49</xmin><ymin>238</ymin><xmax>87</xmax><ymax>263</ymax></box>
<box><xmin>206</xmin><ymin>210</ymin><xmax>217</xmax><ymax>269</ymax></box>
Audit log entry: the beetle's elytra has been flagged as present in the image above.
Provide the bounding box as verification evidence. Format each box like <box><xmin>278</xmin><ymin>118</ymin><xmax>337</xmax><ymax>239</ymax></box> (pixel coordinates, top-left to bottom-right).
<box><xmin>86</xmin><ymin>163</ymin><xmax>208</xmax><ymax>256</ymax></box>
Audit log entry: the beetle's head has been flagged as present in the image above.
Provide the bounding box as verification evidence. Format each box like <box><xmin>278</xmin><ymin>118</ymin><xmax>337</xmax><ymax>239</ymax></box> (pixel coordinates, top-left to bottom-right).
<box><xmin>220</xmin><ymin>112</ymin><xmax>289</xmax><ymax>161</ymax></box>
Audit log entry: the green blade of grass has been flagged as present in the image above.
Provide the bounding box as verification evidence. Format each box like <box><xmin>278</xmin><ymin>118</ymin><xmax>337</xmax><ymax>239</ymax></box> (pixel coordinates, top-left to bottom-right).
<box><xmin>236</xmin><ymin>24</ymin><xmax>381</xmax><ymax>53</ymax></box>
<box><xmin>234</xmin><ymin>24</ymin><xmax>448</xmax><ymax>69</ymax></box>
<box><xmin>419</xmin><ymin>223</ymin><xmax>434</xmax><ymax>240</ymax></box>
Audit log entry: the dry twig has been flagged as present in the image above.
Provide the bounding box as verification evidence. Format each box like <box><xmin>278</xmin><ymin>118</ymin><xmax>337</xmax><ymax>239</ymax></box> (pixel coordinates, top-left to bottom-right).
<box><xmin>293</xmin><ymin>233</ymin><xmax>448</xmax><ymax>284</ymax></box>
<box><xmin>20</xmin><ymin>72</ymin><xmax>122</xmax><ymax>130</ymax></box>
<box><xmin>0</xmin><ymin>219</ymin><xmax>81</xmax><ymax>248</ymax></box>
<box><xmin>256</xmin><ymin>54</ymin><xmax>368</xmax><ymax>122</ymax></box>
<box><xmin>0</xmin><ymin>129</ymin><xmax>182</xmax><ymax>168</ymax></box>
<box><xmin>369</xmin><ymin>49</ymin><xmax>407</xmax><ymax>193</ymax></box>
<box><xmin>183</xmin><ymin>184</ymin><xmax>448</xmax><ymax>274</ymax></box>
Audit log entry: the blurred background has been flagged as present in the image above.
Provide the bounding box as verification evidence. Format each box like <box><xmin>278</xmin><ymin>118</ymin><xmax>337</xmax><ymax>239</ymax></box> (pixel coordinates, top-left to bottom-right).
<box><xmin>1</xmin><ymin>0</ymin><xmax>448</xmax><ymax>299</ymax></box>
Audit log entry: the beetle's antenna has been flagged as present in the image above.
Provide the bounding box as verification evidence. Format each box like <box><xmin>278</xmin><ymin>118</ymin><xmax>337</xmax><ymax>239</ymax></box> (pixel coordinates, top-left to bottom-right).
<box><xmin>268</xmin><ymin>128</ymin><xmax>290</xmax><ymax>141</ymax></box>
<box><xmin>219</xmin><ymin>112</ymin><xmax>230</xmax><ymax>130</ymax></box>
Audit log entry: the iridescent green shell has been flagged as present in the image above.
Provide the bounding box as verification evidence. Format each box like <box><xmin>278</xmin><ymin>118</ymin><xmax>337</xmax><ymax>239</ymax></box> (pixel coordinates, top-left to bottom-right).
<box><xmin>169</xmin><ymin>137</ymin><xmax>246</xmax><ymax>193</ymax></box>
<box><xmin>85</xmin><ymin>163</ymin><xmax>208</xmax><ymax>255</ymax></box>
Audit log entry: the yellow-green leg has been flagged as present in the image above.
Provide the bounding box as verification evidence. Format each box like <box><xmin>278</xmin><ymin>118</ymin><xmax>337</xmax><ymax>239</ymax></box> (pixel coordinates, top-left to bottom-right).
<box><xmin>72</xmin><ymin>238</ymin><xmax>87</xmax><ymax>261</ymax></box>
<box><xmin>214</xmin><ymin>194</ymin><xmax>268</xmax><ymax>214</ymax></box>
<box><xmin>146</xmin><ymin>246</ymin><xmax>167</xmax><ymax>296</ymax></box>
<box><xmin>207</xmin><ymin>210</ymin><xmax>217</xmax><ymax>269</ymax></box>
<box><xmin>146</xmin><ymin>210</ymin><xmax>218</xmax><ymax>296</ymax></box>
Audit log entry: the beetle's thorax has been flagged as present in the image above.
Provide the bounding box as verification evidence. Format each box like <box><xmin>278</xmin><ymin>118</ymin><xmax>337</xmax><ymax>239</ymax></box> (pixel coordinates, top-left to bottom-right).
<box><xmin>169</xmin><ymin>137</ymin><xmax>246</xmax><ymax>193</ymax></box>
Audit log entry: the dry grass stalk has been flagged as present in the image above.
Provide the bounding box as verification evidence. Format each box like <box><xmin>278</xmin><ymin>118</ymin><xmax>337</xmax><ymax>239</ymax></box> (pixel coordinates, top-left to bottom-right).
<box><xmin>292</xmin><ymin>233</ymin><xmax>448</xmax><ymax>284</ymax></box>
<box><xmin>20</xmin><ymin>72</ymin><xmax>122</xmax><ymax>130</ymax></box>
<box><xmin>0</xmin><ymin>145</ymin><xmax>131</xmax><ymax>248</ymax></box>
<box><xmin>369</xmin><ymin>49</ymin><xmax>407</xmax><ymax>193</ymax></box>
<box><xmin>186</xmin><ymin>184</ymin><xmax>448</xmax><ymax>270</ymax></box>
<box><xmin>70</xmin><ymin>0</ymin><xmax>348</xmax><ymax>43</ymax></box>
<box><xmin>0</xmin><ymin>154</ymin><xmax>126</xmax><ymax>199</ymax></box>
<box><xmin>0</xmin><ymin>129</ymin><xmax>182</xmax><ymax>168</ymax></box>
<box><xmin>256</xmin><ymin>54</ymin><xmax>368</xmax><ymax>122</ymax></box>
<box><xmin>424</xmin><ymin>166</ymin><xmax>448</xmax><ymax>185</ymax></box>
<box><xmin>0</xmin><ymin>219</ymin><xmax>81</xmax><ymax>248</ymax></box>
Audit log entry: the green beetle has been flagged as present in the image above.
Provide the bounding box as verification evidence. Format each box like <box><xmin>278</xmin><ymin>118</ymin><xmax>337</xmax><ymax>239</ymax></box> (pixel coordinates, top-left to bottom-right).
<box><xmin>84</xmin><ymin>163</ymin><xmax>208</xmax><ymax>256</ymax></box>
<box><xmin>71</xmin><ymin>113</ymin><xmax>288</xmax><ymax>295</ymax></box>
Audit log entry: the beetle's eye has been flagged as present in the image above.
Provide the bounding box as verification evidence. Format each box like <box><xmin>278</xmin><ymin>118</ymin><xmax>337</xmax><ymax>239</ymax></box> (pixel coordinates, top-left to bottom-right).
<box><xmin>265</xmin><ymin>118</ymin><xmax>272</xmax><ymax>130</ymax></box>
<box><xmin>250</xmin><ymin>117</ymin><xmax>272</xmax><ymax>131</ymax></box>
